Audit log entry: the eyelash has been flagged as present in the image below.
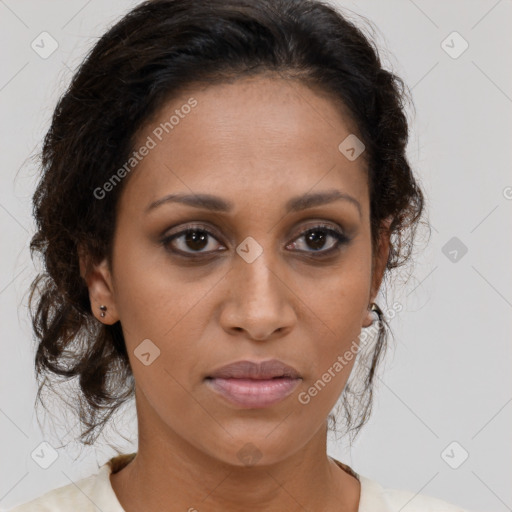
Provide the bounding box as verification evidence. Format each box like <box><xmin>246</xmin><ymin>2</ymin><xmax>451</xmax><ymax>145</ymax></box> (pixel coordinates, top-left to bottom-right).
<box><xmin>160</xmin><ymin>222</ymin><xmax>350</xmax><ymax>259</ymax></box>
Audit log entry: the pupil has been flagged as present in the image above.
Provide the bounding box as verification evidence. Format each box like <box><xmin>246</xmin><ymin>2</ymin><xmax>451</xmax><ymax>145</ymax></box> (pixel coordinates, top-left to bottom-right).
<box><xmin>182</xmin><ymin>229</ymin><xmax>328</xmax><ymax>252</ymax></box>
<box><xmin>306</xmin><ymin>230</ymin><xmax>326</xmax><ymax>250</ymax></box>
<box><xmin>185</xmin><ymin>230</ymin><xmax>208</xmax><ymax>251</ymax></box>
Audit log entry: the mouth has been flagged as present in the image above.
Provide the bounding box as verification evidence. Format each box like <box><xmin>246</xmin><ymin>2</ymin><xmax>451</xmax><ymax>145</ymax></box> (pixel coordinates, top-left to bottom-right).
<box><xmin>205</xmin><ymin>359</ymin><xmax>302</xmax><ymax>409</ymax></box>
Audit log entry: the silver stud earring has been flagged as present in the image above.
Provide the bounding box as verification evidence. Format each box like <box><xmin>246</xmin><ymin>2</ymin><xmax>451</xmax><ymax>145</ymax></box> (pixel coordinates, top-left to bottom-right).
<box><xmin>99</xmin><ymin>305</ymin><xmax>107</xmax><ymax>318</ymax></box>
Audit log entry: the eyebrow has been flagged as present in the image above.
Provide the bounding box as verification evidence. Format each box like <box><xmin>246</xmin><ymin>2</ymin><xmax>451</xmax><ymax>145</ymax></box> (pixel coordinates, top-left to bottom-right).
<box><xmin>145</xmin><ymin>189</ymin><xmax>362</xmax><ymax>218</ymax></box>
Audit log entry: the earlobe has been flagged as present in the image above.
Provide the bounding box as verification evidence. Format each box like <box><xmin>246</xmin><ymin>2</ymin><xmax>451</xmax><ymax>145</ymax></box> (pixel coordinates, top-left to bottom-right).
<box><xmin>362</xmin><ymin>302</ymin><xmax>381</xmax><ymax>328</ymax></box>
<box><xmin>78</xmin><ymin>247</ymin><xmax>119</xmax><ymax>324</ymax></box>
<box><xmin>362</xmin><ymin>303</ymin><xmax>375</xmax><ymax>328</ymax></box>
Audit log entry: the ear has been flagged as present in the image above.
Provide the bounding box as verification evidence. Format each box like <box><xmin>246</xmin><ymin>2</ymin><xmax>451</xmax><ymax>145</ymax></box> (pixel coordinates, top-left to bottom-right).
<box><xmin>78</xmin><ymin>245</ymin><xmax>119</xmax><ymax>324</ymax></box>
<box><xmin>362</xmin><ymin>216</ymin><xmax>392</xmax><ymax>327</ymax></box>
<box><xmin>369</xmin><ymin>216</ymin><xmax>392</xmax><ymax>301</ymax></box>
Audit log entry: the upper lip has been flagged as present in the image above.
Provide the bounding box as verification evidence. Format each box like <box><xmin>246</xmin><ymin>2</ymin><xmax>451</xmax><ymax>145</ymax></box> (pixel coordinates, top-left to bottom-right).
<box><xmin>206</xmin><ymin>359</ymin><xmax>301</xmax><ymax>380</ymax></box>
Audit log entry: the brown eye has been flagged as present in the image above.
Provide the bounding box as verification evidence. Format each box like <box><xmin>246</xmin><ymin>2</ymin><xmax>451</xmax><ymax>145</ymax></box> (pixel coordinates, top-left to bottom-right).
<box><xmin>161</xmin><ymin>225</ymin><xmax>225</xmax><ymax>255</ymax></box>
<box><xmin>287</xmin><ymin>225</ymin><xmax>349</xmax><ymax>255</ymax></box>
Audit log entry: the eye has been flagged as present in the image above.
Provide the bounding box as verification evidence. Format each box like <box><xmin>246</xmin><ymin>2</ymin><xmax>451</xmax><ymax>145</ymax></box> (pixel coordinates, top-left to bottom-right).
<box><xmin>286</xmin><ymin>224</ymin><xmax>349</xmax><ymax>255</ymax></box>
<box><xmin>161</xmin><ymin>222</ymin><xmax>350</xmax><ymax>259</ymax></box>
<box><xmin>161</xmin><ymin>224</ymin><xmax>225</xmax><ymax>256</ymax></box>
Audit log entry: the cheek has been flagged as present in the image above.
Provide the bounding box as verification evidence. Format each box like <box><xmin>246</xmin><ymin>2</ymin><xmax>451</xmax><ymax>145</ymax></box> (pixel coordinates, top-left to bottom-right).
<box><xmin>111</xmin><ymin>231</ymin><xmax>213</xmax><ymax>341</ymax></box>
<box><xmin>299</xmin><ymin>260</ymin><xmax>370</xmax><ymax>395</ymax></box>
<box><xmin>303</xmin><ymin>257</ymin><xmax>370</xmax><ymax>336</ymax></box>
<box><xmin>111</xmin><ymin>250</ymin><xmax>219</xmax><ymax>401</ymax></box>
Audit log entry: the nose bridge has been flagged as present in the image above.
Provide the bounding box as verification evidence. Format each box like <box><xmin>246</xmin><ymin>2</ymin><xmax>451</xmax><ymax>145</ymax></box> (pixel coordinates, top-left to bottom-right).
<box><xmin>222</xmin><ymin>235</ymin><xmax>296</xmax><ymax>338</ymax></box>
<box><xmin>235</xmin><ymin>238</ymin><xmax>282</xmax><ymax>304</ymax></box>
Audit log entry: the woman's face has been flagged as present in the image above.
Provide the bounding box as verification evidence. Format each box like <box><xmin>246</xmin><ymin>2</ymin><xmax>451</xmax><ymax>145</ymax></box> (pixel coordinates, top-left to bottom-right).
<box><xmin>89</xmin><ymin>74</ymin><xmax>389</xmax><ymax>467</ymax></box>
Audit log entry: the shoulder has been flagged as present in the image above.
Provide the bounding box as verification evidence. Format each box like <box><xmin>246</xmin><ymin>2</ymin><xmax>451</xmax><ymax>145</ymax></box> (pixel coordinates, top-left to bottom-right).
<box><xmin>7</xmin><ymin>461</ymin><xmax>122</xmax><ymax>512</ymax></box>
<box><xmin>329</xmin><ymin>458</ymin><xmax>471</xmax><ymax>512</ymax></box>
<box><xmin>358</xmin><ymin>474</ymin><xmax>471</xmax><ymax>512</ymax></box>
<box><xmin>381</xmin><ymin>484</ymin><xmax>470</xmax><ymax>512</ymax></box>
<box><xmin>8</xmin><ymin>472</ymin><xmax>99</xmax><ymax>512</ymax></box>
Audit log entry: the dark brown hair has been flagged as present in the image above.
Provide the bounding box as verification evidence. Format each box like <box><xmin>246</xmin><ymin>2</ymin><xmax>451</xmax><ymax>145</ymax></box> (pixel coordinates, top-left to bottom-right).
<box><xmin>28</xmin><ymin>0</ymin><xmax>426</xmax><ymax>446</ymax></box>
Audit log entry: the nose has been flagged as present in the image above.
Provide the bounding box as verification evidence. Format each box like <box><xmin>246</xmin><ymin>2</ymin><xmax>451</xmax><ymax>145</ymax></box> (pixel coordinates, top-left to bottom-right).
<box><xmin>219</xmin><ymin>250</ymin><xmax>297</xmax><ymax>341</ymax></box>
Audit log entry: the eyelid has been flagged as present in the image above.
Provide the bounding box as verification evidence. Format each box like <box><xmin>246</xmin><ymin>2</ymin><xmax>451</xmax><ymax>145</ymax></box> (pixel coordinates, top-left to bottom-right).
<box><xmin>164</xmin><ymin>222</ymin><xmax>220</xmax><ymax>238</ymax></box>
<box><xmin>159</xmin><ymin>223</ymin><xmax>230</xmax><ymax>261</ymax></box>
<box><xmin>160</xmin><ymin>220</ymin><xmax>350</xmax><ymax>257</ymax></box>
<box><xmin>286</xmin><ymin>222</ymin><xmax>349</xmax><ymax>254</ymax></box>
<box><xmin>162</xmin><ymin>219</ymin><xmax>346</xmax><ymax>243</ymax></box>
<box><xmin>288</xmin><ymin>220</ymin><xmax>346</xmax><ymax>239</ymax></box>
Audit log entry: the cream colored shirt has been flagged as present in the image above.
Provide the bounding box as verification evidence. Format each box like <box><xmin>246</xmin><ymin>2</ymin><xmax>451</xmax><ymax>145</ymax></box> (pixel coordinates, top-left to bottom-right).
<box><xmin>9</xmin><ymin>456</ymin><xmax>470</xmax><ymax>511</ymax></box>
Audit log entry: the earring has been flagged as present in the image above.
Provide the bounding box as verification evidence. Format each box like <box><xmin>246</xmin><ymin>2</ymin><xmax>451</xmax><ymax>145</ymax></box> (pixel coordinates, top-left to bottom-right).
<box><xmin>370</xmin><ymin>302</ymin><xmax>382</xmax><ymax>317</ymax></box>
<box><xmin>363</xmin><ymin>302</ymin><xmax>381</xmax><ymax>327</ymax></box>
<box><xmin>99</xmin><ymin>305</ymin><xmax>107</xmax><ymax>318</ymax></box>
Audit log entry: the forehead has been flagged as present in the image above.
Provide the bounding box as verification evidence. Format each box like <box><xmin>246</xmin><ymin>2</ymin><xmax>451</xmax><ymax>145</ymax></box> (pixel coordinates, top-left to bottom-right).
<box><xmin>121</xmin><ymin>74</ymin><xmax>368</xmax><ymax>215</ymax></box>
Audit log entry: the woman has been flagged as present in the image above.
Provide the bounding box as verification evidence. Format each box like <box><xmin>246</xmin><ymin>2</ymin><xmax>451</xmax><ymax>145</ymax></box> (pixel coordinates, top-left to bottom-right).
<box><xmin>11</xmin><ymin>0</ymin><xmax>469</xmax><ymax>510</ymax></box>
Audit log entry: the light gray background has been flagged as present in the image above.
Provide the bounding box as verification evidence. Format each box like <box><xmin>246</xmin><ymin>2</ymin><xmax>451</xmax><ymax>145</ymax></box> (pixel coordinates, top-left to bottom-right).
<box><xmin>1</xmin><ymin>1</ymin><xmax>511</xmax><ymax>511</ymax></box>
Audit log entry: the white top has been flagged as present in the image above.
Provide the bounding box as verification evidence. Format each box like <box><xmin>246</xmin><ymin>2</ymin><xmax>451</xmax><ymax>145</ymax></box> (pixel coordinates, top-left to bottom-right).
<box><xmin>8</xmin><ymin>458</ymin><xmax>470</xmax><ymax>511</ymax></box>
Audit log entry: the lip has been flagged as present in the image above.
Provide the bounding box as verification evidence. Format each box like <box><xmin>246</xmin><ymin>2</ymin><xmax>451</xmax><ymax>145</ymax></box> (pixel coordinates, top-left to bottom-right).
<box><xmin>207</xmin><ymin>359</ymin><xmax>301</xmax><ymax>380</ymax></box>
<box><xmin>205</xmin><ymin>359</ymin><xmax>302</xmax><ymax>409</ymax></box>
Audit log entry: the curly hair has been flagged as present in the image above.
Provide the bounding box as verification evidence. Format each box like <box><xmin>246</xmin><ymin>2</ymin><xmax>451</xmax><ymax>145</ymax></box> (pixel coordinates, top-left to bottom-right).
<box><xmin>28</xmin><ymin>0</ymin><xmax>426</xmax><ymax>446</ymax></box>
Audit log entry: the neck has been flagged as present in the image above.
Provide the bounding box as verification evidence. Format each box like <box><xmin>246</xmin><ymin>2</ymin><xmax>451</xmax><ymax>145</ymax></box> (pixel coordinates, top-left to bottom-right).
<box><xmin>110</xmin><ymin>393</ymin><xmax>360</xmax><ymax>512</ymax></box>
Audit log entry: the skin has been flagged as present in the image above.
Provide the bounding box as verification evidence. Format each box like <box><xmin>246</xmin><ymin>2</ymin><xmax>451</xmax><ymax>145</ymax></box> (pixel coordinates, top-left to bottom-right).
<box><xmin>81</xmin><ymin>73</ymin><xmax>391</xmax><ymax>512</ymax></box>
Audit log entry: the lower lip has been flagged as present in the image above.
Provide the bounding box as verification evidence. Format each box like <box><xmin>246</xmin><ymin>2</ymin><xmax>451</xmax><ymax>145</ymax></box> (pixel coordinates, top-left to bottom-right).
<box><xmin>205</xmin><ymin>377</ymin><xmax>301</xmax><ymax>408</ymax></box>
